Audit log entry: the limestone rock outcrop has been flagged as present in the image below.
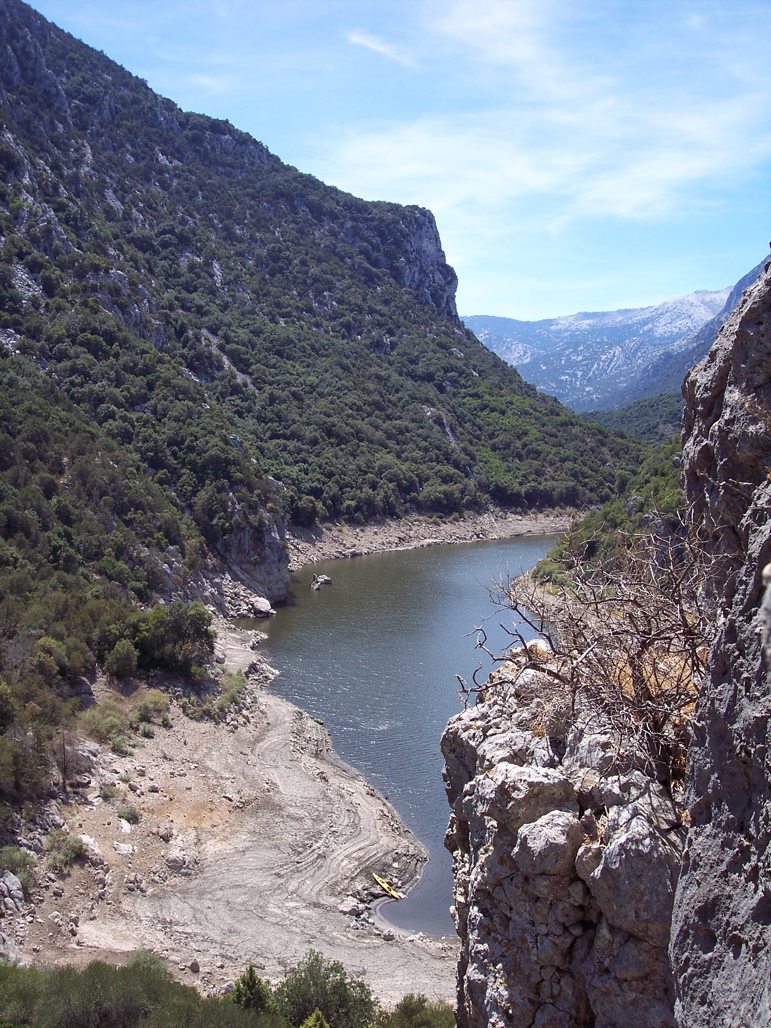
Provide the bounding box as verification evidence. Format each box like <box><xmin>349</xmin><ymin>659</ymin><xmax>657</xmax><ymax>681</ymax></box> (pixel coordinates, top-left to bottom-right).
<box><xmin>215</xmin><ymin>511</ymin><xmax>291</xmax><ymax>605</ymax></box>
<box><xmin>670</xmin><ymin>265</ymin><xmax>771</xmax><ymax>1025</ymax></box>
<box><xmin>442</xmin><ymin>266</ymin><xmax>771</xmax><ymax>1027</ymax></box>
<box><xmin>442</xmin><ymin>660</ymin><xmax>684</xmax><ymax>1027</ymax></box>
<box><xmin>0</xmin><ymin>871</ymin><xmax>25</xmax><ymax>916</ymax></box>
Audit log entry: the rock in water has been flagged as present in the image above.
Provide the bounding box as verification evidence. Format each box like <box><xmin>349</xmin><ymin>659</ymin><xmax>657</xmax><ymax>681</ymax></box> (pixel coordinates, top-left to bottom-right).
<box><xmin>670</xmin><ymin>265</ymin><xmax>771</xmax><ymax>1026</ymax></box>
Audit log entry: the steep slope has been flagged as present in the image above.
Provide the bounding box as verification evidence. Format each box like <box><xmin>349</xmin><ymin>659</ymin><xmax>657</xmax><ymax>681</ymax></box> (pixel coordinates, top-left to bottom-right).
<box><xmin>584</xmin><ymin>392</ymin><xmax>683</xmax><ymax>443</ymax></box>
<box><xmin>441</xmin><ymin>266</ymin><xmax>771</xmax><ymax>1028</ymax></box>
<box><xmin>466</xmin><ymin>266</ymin><xmax>764</xmax><ymax>412</ymax></box>
<box><xmin>670</xmin><ymin>264</ymin><xmax>771</xmax><ymax>1026</ymax></box>
<box><xmin>0</xmin><ymin>0</ymin><xmax>638</xmax><ymax>532</ymax></box>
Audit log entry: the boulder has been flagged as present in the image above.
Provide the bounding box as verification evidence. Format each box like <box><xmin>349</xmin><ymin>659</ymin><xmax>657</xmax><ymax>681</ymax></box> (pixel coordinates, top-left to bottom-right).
<box><xmin>513</xmin><ymin>810</ymin><xmax>583</xmax><ymax>877</ymax></box>
<box><xmin>0</xmin><ymin>871</ymin><xmax>24</xmax><ymax>914</ymax></box>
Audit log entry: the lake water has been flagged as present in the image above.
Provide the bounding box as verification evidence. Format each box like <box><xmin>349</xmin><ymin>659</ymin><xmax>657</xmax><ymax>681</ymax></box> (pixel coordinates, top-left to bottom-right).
<box><xmin>261</xmin><ymin>533</ymin><xmax>558</xmax><ymax>936</ymax></box>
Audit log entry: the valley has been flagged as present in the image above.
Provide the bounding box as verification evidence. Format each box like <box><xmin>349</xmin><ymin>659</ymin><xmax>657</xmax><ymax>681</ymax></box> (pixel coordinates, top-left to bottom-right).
<box><xmin>0</xmin><ymin>1</ymin><xmax>769</xmax><ymax>1026</ymax></box>
<box><xmin>466</xmin><ymin>258</ymin><xmax>764</xmax><ymax>414</ymax></box>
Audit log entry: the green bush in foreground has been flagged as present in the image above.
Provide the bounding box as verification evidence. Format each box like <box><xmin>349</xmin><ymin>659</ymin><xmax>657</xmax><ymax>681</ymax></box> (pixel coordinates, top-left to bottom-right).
<box><xmin>232</xmin><ymin>963</ymin><xmax>275</xmax><ymax>1014</ymax></box>
<box><xmin>300</xmin><ymin>1011</ymin><xmax>331</xmax><ymax>1028</ymax></box>
<box><xmin>0</xmin><ymin>956</ymin><xmax>280</xmax><ymax>1027</ymax></box>
<box><xmin>378</xmin><ymin>994</ymin><xmax>456</xmax><ymax>1027</ymax></box>
<box><xmin>274</xmin><ymin>950</ymin><xmax>378</xmax><ymax>1028</ymax></box>
<box><xmin>0</xmin><ymin>950</ymin><xmax>455</xmax><ymax>1026</ymax></box>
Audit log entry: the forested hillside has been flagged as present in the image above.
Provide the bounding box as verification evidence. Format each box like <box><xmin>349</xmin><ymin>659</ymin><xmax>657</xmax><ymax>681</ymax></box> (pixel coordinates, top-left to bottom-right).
<box><xmin>0</xmin><ymin>0</ymin><xmax>638</xmax><ymax>530</ymax></box>
<box><xmin>584</xmin><ymin>392</ymin><xmax>683</xmax><ymax>443</ymax></box>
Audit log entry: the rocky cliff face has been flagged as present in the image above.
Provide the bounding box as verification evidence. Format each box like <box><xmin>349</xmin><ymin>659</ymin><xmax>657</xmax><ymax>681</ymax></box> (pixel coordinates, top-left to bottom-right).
<box><xmin>442</xmin><ymin>654</ymin><xmax>684</xmax><ymax>1027</ymax></box>
<box><xmin>341</xmin><ymin>205</ymin><xmax>458</xmax><ymax>319</ymax></box>
<box><xmin>670</xmin><ymin>265</ymin><xmax>771</xmax><ymax>1025</ymax></box>
<box><xmin>386</xmin><ymin>207</ymin><xmax>458</xmax><ymax>319</ymax></box>
<box><xmin>442</xmin><ymin>265</ymin><xmax>771</xmax><ymax>1027</ymax></box>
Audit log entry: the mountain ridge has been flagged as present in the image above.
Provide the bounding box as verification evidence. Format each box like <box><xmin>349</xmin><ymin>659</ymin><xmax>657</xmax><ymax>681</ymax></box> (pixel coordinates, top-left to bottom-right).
<box><xmin>465</xmin><ymin>266</ymin><xmax>763</xmax><ymax>411</ymax></box>
<box><xmin>0</xmin><ymin>0</ymin><xmax>639</xmax><ymax>529</ymax></box>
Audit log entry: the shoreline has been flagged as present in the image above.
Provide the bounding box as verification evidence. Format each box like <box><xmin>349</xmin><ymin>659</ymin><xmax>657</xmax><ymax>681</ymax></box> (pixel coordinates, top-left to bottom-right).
<box><xmin>287</xmin><ymin>508</ymin><xmax>574</xmax><ymax>571</ymax></box>
<box><xmin>16</xmin><ymin>510</ymin><xmax>571</xmax><ymax>1006</ymax></box>
<box><xmin>17</xmin><ymin>619</ymin><xmax>457</xmax><ymax>1006</ymax></box>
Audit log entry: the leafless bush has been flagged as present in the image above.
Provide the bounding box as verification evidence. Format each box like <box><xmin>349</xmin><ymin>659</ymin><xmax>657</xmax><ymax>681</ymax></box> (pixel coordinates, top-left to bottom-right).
<box><xmin>473</xmin><ymin>519</ymin><xmax>713</xmax><ymax>788</ymax></box>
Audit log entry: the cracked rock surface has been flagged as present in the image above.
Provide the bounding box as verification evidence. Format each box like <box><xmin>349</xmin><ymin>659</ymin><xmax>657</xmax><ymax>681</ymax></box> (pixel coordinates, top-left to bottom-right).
<box><xmin>671</xmin><ymin>265</ymin><xmax>771</xmax><ymax>1027</ymax></box>
<box><xmin>442</xmin><ymin>660</ymin><xmax>683</xmax><ymax>1027</ymax></box>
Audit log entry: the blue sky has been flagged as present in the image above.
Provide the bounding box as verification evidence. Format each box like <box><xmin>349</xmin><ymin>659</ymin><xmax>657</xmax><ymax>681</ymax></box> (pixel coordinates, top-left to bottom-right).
<box><xmin>30</xmin><ymin>0</ymin><xmax>771</xmax><ymax>319</ymax></box>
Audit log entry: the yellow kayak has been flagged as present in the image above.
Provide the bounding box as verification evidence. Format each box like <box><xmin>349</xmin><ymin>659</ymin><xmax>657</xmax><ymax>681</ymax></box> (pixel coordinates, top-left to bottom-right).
<box><xmin>372</xmin><ymin>871</ymin><xmax>402</xmax><ymax>900</ymax></box>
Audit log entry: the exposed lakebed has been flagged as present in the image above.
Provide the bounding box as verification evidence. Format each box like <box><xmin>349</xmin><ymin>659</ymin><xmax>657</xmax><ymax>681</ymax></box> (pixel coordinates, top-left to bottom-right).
<box><xmin>261</xmin><ymin>534</ymin><xmax>558</xmax><ymax>936</ymax></box>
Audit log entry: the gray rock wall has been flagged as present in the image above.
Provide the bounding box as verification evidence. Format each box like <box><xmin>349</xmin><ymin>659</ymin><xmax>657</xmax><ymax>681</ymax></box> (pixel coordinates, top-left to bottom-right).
<box><xmin>442</xmin><ymin>659</ymin><xmax>683</xmax><ymax>1027</ymax></box>
<box><xmin>670</xmin><ymin>265</ymin><xmax>771</xmax><ymax>1026</ymax></box>
<box><xmin>442</xmin><ymin>266</ymin><xmax>771</xmax><ymax>1027</ymax></box>
<box><xmin>215</xmin><ymin>511</ymin><xmax>291</xmax><ymax>604</ymax></box>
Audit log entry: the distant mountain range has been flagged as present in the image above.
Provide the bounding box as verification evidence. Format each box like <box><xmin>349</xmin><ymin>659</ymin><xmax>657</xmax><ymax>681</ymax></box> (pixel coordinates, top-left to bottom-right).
<box><xmin>465</xmin><ymin>260</ymin><xmax>765</xmax><ymax>412</ymax></box>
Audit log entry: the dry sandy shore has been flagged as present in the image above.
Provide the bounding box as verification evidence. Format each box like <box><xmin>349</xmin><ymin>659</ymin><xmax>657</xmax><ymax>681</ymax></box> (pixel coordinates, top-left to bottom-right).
<box><xmin>17</xmin><ymin>625</ymin><xmax>456</xmax><ymax>1005</ymax></box>
<box><xmin>287</xmin><ymin>509</ymin><xmax>573</xmax><ymax>571</ymax></box>
<box><xmin>15</xmin><ymin>511</ymin><xmax>570</xmax><ymax>1007</ymax></box>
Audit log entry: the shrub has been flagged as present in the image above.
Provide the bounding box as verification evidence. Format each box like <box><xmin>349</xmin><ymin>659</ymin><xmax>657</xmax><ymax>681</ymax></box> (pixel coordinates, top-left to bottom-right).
<box><xmin>231</xmin><ymin>962</ymin><xmax>275</xmax><ymax>1013</ymax></box>
<box><xmin>109</xmin><ymin>733</ymin><xmax>132</xmax><ymax>756</ymax></box>
<box><xmin>81</xmin><ymin>697</ymin><xmax>131</xmax><ymax>745</ymax></box>
<box><xmin>104</xmin><ymin>638</ymin><xmax>138</xmax><ymax>678</ymax></box>
<box><xmin>500</xmin><ymin>522</ymin><xmax>709</xmax><ymax>789</ymax></box>
<box><xmin>134</xmin><ymin>688</ymin><xmax>169</xmax><ymax>724</ymax></box>
<box><xmin>116</xmin><ymin>802</ymin><xmax>140</xmax><ymax>824</ymax></box>
<box><xmin>0</xmin><ymin>844</ymin><xmax>36</xmax><ymax>896</ymax></box>
<box><xmin>215</xmin><ymin>671</ymin><xmax>247</xmax><ymax>716</ymax></box>
<box><xmin>99</xmin><ymin>782</ymin><xmax>119</xmax><ymax>800</ymax></box>
<box><xmin>0</xmin><ymin>957</ymin><xmax>284</xmax><ymax>1027</ymax></box>
<box><xmin>378</xmin><ymin>994</ymin><xmax>456</xmax><ymax>1027</ymax></box>
<box><xmin>301</xmin><ymin>1011</ymin><xmax>332</xmax><ymax>1028</ymax></box>
<box><xmin>274</xmin><ymin>950</ymin><xmax>379</xmax><ymax>1028</ymax></box>
<box><xmin>45</xmin><ymin>829</ymin><xmax>87</xmax><ymax>871</ymax></box>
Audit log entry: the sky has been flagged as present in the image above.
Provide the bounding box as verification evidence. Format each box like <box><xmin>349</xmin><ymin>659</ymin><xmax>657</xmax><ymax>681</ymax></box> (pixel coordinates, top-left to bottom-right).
<box><xmin>28</xmin><ymin>0</ymin><xmax>771</xmax><ymax>319</ymax></box>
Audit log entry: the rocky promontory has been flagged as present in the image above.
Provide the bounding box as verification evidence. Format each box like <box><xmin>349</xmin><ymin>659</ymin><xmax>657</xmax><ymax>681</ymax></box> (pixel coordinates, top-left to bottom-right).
<box><xmin>670</xmin><ymin>264</ymin><xmax>771</xmax><ymax>1025</ymax></box>
<box><xmin>442</xmin><ymin>652</ymin><xmax>683</xmax><ymax>1027</ymax></box>
<box><xmin>441</xmin><ymin>264</ymin><xmax>771</xmax><ymax>1027</ymax></box>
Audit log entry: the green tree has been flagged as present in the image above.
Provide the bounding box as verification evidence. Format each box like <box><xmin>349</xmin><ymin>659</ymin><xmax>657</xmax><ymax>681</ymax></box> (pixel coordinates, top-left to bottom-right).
<box><xmin>274</xmin><ymin>950</ymin><xmax>378</xmax><ymax>1028</ymax></box>
<box><xmin>104</xmin><ymin>638</ymin><xmax>138</xmax><ymax>678</ymax></box>
<box><xmin>231</xmin><ymin>963</ymin><xmax>274</xmax><ymax>1013</ymax></box>
<box><xmin>301</xmin><ymin>1011</ymin><xmax>332</xmax><ymax>1028</ymax></box>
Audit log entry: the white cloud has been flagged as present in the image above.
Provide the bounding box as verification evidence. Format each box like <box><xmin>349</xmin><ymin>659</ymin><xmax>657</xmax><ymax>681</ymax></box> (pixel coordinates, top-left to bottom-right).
<box><xmin>345</xmin><ymin>29</ymin><xmax>416</xmax><ymax>66</ymax></box>
<box><xmin>315</xmin><ymin>0</ymin><xmax>771</xmax><ymax>234</ymax></box>
<box><xmin>431</xmin><ymin>0</ymin><xmax>555</xmax><ymax>64</ymax></box>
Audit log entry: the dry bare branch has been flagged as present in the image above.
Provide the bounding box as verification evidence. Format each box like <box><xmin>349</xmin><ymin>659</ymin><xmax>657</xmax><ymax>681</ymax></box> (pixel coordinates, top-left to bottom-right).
<box><xmin>489</xmin><ymin>515</ymin><xmax>715</xmax><ymax>789</ymax></box>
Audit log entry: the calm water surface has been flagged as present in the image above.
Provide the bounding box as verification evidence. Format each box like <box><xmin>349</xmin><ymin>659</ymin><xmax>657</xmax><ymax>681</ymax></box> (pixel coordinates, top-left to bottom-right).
<box><xmin>261</xmin><ymin>534</ymin><xmax>558</xmax><ymax>936</ymax></box>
